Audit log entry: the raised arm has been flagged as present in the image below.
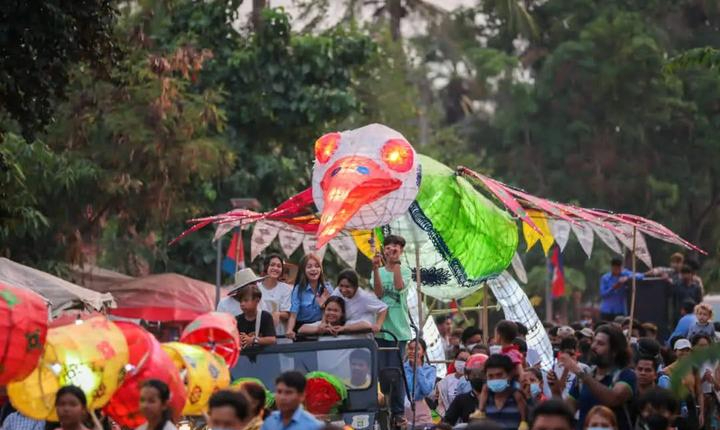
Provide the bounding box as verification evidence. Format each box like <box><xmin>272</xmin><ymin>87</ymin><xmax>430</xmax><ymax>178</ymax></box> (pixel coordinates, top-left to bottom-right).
<box><xmin>372</xmin><ymin>254</ymin><xmax>384</xmax><ymax>298</ymax></box>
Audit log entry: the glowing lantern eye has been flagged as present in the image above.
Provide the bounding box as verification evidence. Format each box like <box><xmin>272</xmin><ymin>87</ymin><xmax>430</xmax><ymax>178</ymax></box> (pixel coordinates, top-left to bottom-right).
<box><xmin>381</xmin><ymin>139</ymin><xmax>414</xmax><ymax>172</ymax></box>
<box><xmin>315</xmin><ymin>132</ymin><xmax>340</xmax><ymax>164</ymax></box>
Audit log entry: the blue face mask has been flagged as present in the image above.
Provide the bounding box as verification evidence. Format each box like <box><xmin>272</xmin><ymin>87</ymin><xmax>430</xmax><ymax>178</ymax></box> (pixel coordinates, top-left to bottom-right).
<box><xmin>487</xmin><ymin>378</ymin><xmax>509</xmax><ymax>393</ymax></box>
<box><xmin>530</xmin><ymin>382</ymin><xmax>542</xmax><ymax>397</ymax></box>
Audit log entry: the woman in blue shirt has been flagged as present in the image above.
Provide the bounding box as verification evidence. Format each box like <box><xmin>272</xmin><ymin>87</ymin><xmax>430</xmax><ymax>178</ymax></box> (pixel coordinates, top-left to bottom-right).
<box><xmin>403</xmin><ymin>338</ymin><xmax>437</xmax><ymax>426</ymax></box>
<box><xmin>286</xmin><ymin>254</ymin><xmax>332</xmax><ymax>339</ymax></box>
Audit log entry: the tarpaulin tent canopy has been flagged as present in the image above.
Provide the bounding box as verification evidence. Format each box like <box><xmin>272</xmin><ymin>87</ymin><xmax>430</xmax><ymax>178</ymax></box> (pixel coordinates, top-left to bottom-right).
<box><xmin>89</xmin><ymin>273</ymin><xmax>221</xmax><ymax>322</ymax></box>
<box><xmin>0</xmin><ymin>258</ymin><xmax>115</xmax><ymax>315</ymax></box>
<box><xmin>67</xmin><ymin>264</ymin><xmax>134</xmax><ymax>291</ymax></box>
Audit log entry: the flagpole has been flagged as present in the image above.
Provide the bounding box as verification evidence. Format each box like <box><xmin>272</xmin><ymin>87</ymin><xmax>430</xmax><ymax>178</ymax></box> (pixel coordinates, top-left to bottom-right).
<box><xmin>546</xmin><ymin>254</ymin><xmax>553</xmax><ymax>323</ymax></box>
<box><xmin>215</xmin><ymin>235</ymin><xmax>222</xmax><ymax>307</ymax></box>
<box><xmin>627</xmin><ymin>227</ymin><xmax>638</xmax><ymax>340</ymax></box>
<box><xmin>234</xmin><ymin>226</ymin><xmax>242</xmax><ymax>279</ymax></box>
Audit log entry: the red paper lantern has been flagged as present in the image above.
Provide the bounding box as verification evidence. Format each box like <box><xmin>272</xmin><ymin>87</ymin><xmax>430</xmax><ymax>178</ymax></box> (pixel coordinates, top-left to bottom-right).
<box><xmin>180</xmin><ymin>312</ymin><xmax>240</xmax><ymax>366</ymax></box>
<box><xmin>104</xmin><ymin>322</ymin><xmax>187</xmax><ymax>428</ymax></box>
<box><xmin>0</xmin><ymin>282</ymin><xmax>48</xmax><ymax>385</ymax></box>
<box><xmin>304</xmin><ymin>378</ymin><xmax>342</xmax><ymax>415</ymax></box>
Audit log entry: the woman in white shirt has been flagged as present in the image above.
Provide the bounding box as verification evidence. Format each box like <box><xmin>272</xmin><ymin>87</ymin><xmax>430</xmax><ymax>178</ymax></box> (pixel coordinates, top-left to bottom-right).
<box><xmin>331</xmin><ymin>269</ymin><xmax>388</xmax><ymax>332</ymax></box>
<box><xmin>256</xmin><ymin>253</ymin><xmax>293</xmax><ymax>336</ymax></box>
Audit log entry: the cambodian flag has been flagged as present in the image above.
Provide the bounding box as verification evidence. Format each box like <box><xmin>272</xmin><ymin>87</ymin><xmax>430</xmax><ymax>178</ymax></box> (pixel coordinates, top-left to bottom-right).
<box><xmin>548</xmin><ymin>246</ymin><xmax>565</xmax><ymax>298</ymax></box>
<box><xmin>222</xmin><ymin>230</ymin><xmax>245</xmax><ymax>275</ymax></box>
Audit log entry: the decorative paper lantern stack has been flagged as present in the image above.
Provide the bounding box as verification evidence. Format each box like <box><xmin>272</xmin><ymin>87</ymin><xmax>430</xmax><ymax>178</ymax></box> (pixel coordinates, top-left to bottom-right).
<box><xmin>303</xmin><ymin>371</ymin><xmax>348</xmax><ymax>415</ymax></box>
<box><xmin>0</xmin><ymin>282</ymin><xmax>48</xmax><ymax>386</ymax></box>
<box><xmin>104</xmin><ymin>322</ymin><xmax>187</xmax><ymax>428</ymax></box>
<box><xmin>8</xmin><ymin>316</ymin><xmax>128</xmax><ymax>420</ymax></box>
<box><xmin>161</xmin><ymin>342</ymin><xmax>230</xmax><ymax>416</ymax></box>
<box><xmin>180</xmin><ymin>312</ymin><xmax>240</xmax><ymax>367</ymax></box>
<box><xmin>230</xmin><ymin>377</ymin><xmax>275</xmax><ymax>408</ymax></box>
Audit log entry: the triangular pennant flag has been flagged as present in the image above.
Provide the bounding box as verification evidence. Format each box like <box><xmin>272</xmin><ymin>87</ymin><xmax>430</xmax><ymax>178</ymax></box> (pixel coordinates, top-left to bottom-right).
<box><xmin>302</xmin><ymin>235</ymin><xmax>327</xmax><ymax>261</ymax></box>
<box><xmin>591</xmin><ymin>224</ymin><xmax>622</xmax><ymax>254</ymax></box>
<box><xmin>250</xmin><ymin>221</ymin><xmax>280</xmax><ymax>262</ymax></box>
<box><xmin>549</xmin><ymin>220</ymin><xmax>572</xmax><ymax>251</ymax></box>
<box><xmin>278</xmin><ymin>229</ymin><xmax>304</xmax><ymax>258</ymax></box>
<box><xmin>614</xmin><ymin>225</ymin><xmax>653</xmax><ymax>269</ymax></box>
<box><xmin>523</xmin><ymin>210</ymin><xmax>555</xmax><ymax>254</ymax></box>
<box><xmin>329</xmin><ymin>234</ymin><xmax>358</xmax><ymax>269</ymax></box>
<box><xmin>511</xmin><ymin>252</ymin><xmax>528</xmax><ymax>284</ymax></box>
<box><xmin>572</xmin><ymin>222</ymin><xmax>594</xmax><ymax>258</ymax></box>
<box><xmin>351</xmin><ymin>230</ymin><xmax>375</xmax><ymax>260</ymax></box>
<box><xmin>214</xmin><ymin>222</ymin><xmax>238</xmax><ymax>242</ymax></box>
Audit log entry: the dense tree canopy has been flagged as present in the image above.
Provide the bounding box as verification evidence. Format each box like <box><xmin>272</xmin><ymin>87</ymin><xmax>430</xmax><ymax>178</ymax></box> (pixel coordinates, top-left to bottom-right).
<box><xmin>1</xmin><ymin>0</ymin><xmax>719</xmax><ymax>299</ymax></box>
<box><xmin>0</xmin><ymin>0</ymin><xmax>120</xmax><ymax>141</ymax></box>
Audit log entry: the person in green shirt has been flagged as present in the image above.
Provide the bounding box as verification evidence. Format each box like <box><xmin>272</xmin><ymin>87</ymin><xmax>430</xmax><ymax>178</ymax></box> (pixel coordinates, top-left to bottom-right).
<box><xmin>371</xmin><ymin>234</ymin><xmax>412</xmax><ymax>426</ymax></box>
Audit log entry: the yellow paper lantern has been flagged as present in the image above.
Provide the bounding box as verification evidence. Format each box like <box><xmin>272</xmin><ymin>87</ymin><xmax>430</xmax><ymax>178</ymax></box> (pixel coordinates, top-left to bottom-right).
<box><xmin>8</xmin><ymin>316</ymin><xmax>129</xmax><ymax>420</ymax></box>
<box><xmin>161</xmin><ymin>342</ymin><xmax>230</xmax><ymax>416</ymax></box>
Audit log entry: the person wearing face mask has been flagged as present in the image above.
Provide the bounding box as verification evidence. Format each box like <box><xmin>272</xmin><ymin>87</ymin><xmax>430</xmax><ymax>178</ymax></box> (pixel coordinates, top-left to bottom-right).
<box><xmin>522</xmin><ymin>368</ymin><xmax>546</xmax><ymax>407</ymax></box>
<box><xmin>583</xmin><ymin>405</ymin><xmax>618</xmax><ymax>430</ymax></box>
<box><xmin>462</xmin><ymin>327</ymin><xmax>484</xmax><ymax>353</ymax></box>
<box><xmin>634</xmin><ymin>388</ymin><xmax>678</xmax><ymax>430</ymax></box>
<box><xmin>477</xmin><ymin>354</ymin><xmax>527</xmax><ymax>430</ymax></box>
<box><xmin>443</xmin><ymin>366</ymin><xmax>485</xmax><ymax>426</ymax></box>
<box><xmin>436</xmin><ymin>350</ymin><xmax>470</xmax><ymax>415</ymax></box>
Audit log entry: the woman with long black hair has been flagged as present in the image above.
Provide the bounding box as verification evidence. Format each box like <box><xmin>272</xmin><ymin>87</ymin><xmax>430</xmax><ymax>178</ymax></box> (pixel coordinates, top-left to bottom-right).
<box><xmin>137</xmin><ymin>380</ymin><xmax>176</xmax><ymax>430</ymax></box>
<box><xmin>286</xmin><ymin>254</ymin><xmax>333</xmax><ymax>339</ymax></box>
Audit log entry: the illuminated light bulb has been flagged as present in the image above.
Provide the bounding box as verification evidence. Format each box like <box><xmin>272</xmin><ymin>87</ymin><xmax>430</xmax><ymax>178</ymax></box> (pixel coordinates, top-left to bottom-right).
<box><xmin>50</xmin><ymin>363</ymin><xmax>63</xmax><ymax>375</ymax></box>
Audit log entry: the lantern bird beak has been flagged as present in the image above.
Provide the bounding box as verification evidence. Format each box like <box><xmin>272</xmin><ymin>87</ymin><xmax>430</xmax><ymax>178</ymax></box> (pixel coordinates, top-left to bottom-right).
<box><xmin>317</xmin><ymin>156</ymin><xmax>401</xmax><ymax>247</ymax></box>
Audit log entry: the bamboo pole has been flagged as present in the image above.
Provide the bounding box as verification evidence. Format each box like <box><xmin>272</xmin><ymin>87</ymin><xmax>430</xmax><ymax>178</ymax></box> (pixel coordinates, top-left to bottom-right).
<box><xmin>234</xmin><ymin>226</ymin><xmax>242</xmax><ymax>279</ymax></box>
<box><xmin>428</xmin><ymin>305</ymin><xmax>498</xmax><ymax>316</ymax></box>
<box><xmin>627</xmin><ymin>227</ymin><xmax>638</xmax><ymax>341</ymax></box>
<box><xmin>482</xmin><ymin>288</ymin><xmax>490</xmax><ymax>340</ymax></box>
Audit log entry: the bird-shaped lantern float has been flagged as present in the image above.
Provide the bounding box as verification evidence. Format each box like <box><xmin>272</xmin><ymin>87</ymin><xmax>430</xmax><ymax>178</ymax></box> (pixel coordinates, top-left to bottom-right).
<box><xmin>312</xmin><ymin>124</ymin><xmax>420</xmax><ymax>247</ymax></box>
<box><xmin>311</xmin><ymin>124</ymin><xmax>517</xmax><ymax>294</ymax></box>
<box><xmin>178</xmin><ymin>123</ymin><xmax>702</xmax><ymax>372</ymax></box>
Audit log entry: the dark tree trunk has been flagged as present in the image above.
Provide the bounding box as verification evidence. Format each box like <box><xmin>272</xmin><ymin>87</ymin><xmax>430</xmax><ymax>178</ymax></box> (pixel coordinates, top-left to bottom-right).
<box><xmin>388</xmin><ymin>0</ymin><xmax>402</xmax><ymax>40</ymax></box>
<box><xmin>252</xmin><ymin>0</ymin><xmax>267</xmax><ymax>30</ymax></box>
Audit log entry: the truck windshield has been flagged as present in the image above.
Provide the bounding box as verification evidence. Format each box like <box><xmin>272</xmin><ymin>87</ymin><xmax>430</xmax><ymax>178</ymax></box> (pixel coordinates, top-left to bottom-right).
<box><xmin>231</xmin><ymin>340</ymin><xmax>375</xmax><ymax>392</ymax></box>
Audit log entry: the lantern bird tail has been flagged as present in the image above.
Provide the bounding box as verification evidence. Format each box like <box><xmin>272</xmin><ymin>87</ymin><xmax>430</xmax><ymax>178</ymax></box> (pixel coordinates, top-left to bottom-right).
<box><xmin>317</xmin><ymin>156</ymin><xmax>401</xmax><ymax>247</ymax></box>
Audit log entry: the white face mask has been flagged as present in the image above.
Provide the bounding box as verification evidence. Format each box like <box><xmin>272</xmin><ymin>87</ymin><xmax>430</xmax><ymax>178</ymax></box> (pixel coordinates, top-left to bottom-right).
<box><xmin>454</xmin><ymin>360</ymin><xmax>466</xmax><ymax>373</ymax></box>
<box><xmin>464</xmin><ymin>343</ymin><xmax>477</xmax><ymax>352</ymax></box>
<box><xmin>489</xmin><ymin>345</ymin><xmax>502</xmax><ymax>355</ymax></box>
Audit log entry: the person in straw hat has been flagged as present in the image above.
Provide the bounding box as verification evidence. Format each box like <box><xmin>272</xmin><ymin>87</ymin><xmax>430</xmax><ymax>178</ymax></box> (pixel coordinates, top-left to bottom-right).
<box><xmin>217</xmin><ymin>267</ymin><xmax>266</xmax><ymax>317</ymax></box>
<box><xmin>231</xmin><ymin>270</ymin><xmax>277</xmax><ymax>348</ymax></box>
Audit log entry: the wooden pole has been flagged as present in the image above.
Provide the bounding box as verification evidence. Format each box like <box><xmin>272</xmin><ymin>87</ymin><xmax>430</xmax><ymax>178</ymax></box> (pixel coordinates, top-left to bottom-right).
<box><xmin>482</xmin><ymin>286</ymin><xmax>489</xmax><ymax>341</ymax></box>
<box><xmin>415</xmin><ymin>246</ymin><xmax>423</xmax><ymax>335</ymax></box>
<box><xmin>546</xmin><ymin>254</ymin><xmax>553</xmax><ymax>323</ymax></box>
<box><xmin>234</xmin><ymin>226</ymin><xmax>242</xmax><ymax>279</ymax></box>
<box><xmin>627</xmin><ymin>227</ymin><xmax>638</xmax><ymax>340</ymax></box>
<box><xmin>215</xmin><ymin>235</ymin><xmax>222</xmax><ymax>307</ymax></box>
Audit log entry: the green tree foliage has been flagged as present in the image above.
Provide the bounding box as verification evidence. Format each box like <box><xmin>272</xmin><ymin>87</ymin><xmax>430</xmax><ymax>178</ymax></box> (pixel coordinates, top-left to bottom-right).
<box><xmin>418</xmin><ymin>1</ymin><xmax>720</xmax><ymax>293</ymax></box>
<box><xmin>0</xmin><ymin>0</ymin><xmax>120</xmax><ymax>141</ymax></box>
<box><xmin>1</xmin><ymin>3</ymin><xmax>379</xmax><ymax>280</ymax></box>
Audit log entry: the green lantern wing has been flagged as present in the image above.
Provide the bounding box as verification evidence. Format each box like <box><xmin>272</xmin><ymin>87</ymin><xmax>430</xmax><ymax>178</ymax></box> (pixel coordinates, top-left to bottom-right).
<box><xmin>384</xmin><ymin>155</ymin><xmax>518</xmax><ymax>300</ymax></box>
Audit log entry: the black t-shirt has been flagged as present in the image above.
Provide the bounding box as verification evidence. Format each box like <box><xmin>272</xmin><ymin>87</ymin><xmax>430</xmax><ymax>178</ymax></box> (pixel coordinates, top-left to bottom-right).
<box><xmin>443</xmin><ymin>391</ymin><xmax>478</xmax><ymax>425</ymax></box>
<box><xmin>235</xmin><ymin>311</ymin><xmax>275</xmax><ymax>337</ymax></box>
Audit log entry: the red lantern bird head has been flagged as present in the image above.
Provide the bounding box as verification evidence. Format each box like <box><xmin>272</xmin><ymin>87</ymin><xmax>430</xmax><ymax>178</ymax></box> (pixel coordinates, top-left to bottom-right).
<box><xmin>311</xmin><ymin>124</ymin><xmax>420</xmax><ymax>247</ymax></box>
